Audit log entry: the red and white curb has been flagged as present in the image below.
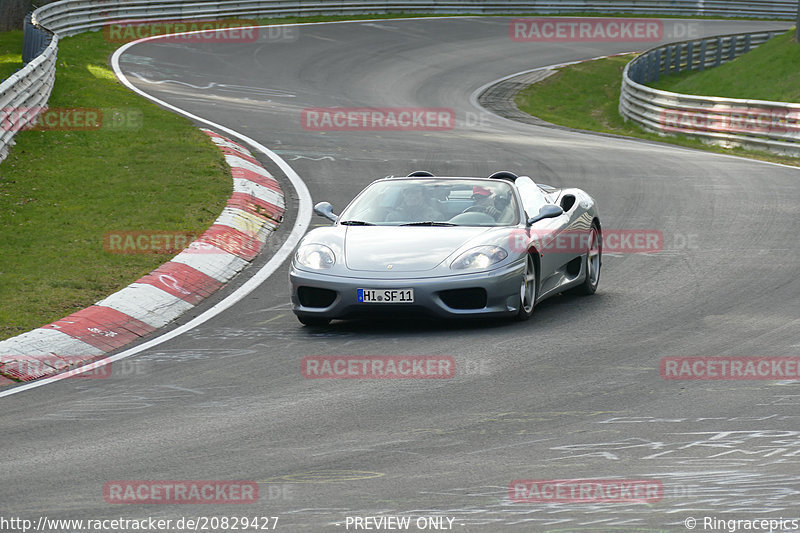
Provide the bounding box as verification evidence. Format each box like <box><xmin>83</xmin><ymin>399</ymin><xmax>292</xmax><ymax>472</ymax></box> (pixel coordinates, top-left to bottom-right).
<box><xmin>0</xmin><ymin>129</ymin><xmax>284</xmax><ymax>385</ymax></box>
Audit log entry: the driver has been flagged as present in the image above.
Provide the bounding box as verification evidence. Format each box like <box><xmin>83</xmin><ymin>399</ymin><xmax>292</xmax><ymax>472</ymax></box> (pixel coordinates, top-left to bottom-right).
<box><xmin>465</xmin><ymin>185</ymin><xmax>502</xmax><ymax>220</ymax></box>
<box><xmin>385</xmin><ymin>185</ymin><xmax>441</xmax><ymax>223</ymax></box>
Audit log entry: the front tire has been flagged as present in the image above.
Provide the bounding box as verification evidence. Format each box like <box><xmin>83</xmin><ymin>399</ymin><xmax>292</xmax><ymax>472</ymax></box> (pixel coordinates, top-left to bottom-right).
<box><xmin>515</xmin><ymin>253</ymin><xmax>538</xmax><ymax>321</ymax></box>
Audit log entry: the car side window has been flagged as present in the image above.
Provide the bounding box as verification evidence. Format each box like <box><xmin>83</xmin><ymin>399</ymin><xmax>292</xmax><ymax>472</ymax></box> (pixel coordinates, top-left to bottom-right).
<box><xmin>515</xmin><ymin>176</ymin><xmax>549</xmax><ymax>220</ymax></box>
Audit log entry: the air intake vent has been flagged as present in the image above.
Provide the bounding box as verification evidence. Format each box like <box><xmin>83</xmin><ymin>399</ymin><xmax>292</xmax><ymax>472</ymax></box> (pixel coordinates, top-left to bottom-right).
<box><xmin>297</xmin><ymin>287</ymin><xmax>337</xmax><ymax>308</ymax></box>
<box><xmin>439</xmin><ymin>288</ymin><xmax>487</xmax><ymax>310</ymax></box>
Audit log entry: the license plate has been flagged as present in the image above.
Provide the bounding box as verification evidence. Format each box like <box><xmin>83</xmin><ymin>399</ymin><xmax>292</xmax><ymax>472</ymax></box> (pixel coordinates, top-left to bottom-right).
<box><xmin>357</xmin><ymin>288</ymin><xmax>414</xmax><ymax>303</ymax></box>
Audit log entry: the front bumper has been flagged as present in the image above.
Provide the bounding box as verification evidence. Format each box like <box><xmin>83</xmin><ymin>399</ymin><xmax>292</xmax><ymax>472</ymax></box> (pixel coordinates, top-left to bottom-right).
<box><xmin>289</xmin><ymin>260</ymin><xmax>526</xmax><ymax>321</ymax></box>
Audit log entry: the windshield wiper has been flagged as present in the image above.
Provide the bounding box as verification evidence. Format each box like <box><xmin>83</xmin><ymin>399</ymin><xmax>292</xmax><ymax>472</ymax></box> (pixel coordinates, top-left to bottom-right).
<box><xmin>339</xmin><ymin>220</ymin><xmax>375</xmax><ymax>226</ymax></box>
<box><xmin>400</xmin><ymin>221</ymin><xmax>458</xmax><ymax>226</ymax></box>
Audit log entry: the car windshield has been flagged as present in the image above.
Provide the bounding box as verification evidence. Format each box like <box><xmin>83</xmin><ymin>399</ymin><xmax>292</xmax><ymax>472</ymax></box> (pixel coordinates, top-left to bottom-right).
<box><xmin>338</xmin><ymin>178</ymin><xmax>519</xmax><ymax>226</ymax></box>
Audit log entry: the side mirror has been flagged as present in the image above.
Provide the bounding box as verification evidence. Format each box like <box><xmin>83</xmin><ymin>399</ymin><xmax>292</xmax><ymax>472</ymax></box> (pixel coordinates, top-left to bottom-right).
<box><xmin>314</xmin><ymin>201</ymin><xmax>338</xmax><ymax>222</ymax></box>
<box><xmin>527</xmin><ymin>204</ymin><xmax>563</xmax><ymax>225</ymax></box>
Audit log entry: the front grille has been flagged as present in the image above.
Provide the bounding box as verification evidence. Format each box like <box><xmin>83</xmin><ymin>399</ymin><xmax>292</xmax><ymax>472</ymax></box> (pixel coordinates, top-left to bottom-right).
<box><xmin>297</xmin><ymin>286</ymin><xmax>337</xmax><ymax>308</ymax></box>
<box><xmin>439</xmin><ymin>288</ymin><xmax>487</xmax><ymax>310</ymax></box>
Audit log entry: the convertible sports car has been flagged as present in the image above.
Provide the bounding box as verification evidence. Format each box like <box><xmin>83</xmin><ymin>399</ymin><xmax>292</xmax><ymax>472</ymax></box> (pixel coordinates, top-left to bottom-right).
<box><xmin>289</xmin><ymin>171</ymin><xmax>601</xmax><ymax>326</ymax></box>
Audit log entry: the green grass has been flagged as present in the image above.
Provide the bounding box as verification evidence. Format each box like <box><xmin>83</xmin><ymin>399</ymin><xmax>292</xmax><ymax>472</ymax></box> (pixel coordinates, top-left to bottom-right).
<box><xmin>514</xmin><ymin>54</ymin><xmax>800</xmax><ymax>166</ymax></box>
<box><xmin>0</xmin><ymin>31</ymin><xmax>231</xmax><ymax>341</ymax></box>
<box><xmin>652</xmin><ymin>30</ymin><xmax>800</xmax><ymax>102</ymax></box>
<box><xmin>516</xmin><ymin>55</ymin><xmax>639</xmax><ymax>132</ymax></box>
<box><xmin>0</xmin><ymin>30</ymin><xmax>22</xmax><ymax>82</ymax></box>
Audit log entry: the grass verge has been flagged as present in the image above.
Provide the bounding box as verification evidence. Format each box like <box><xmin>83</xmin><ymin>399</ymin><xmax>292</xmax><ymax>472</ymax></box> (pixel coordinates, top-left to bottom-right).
<box><xmin>651</xmin><ymin>30</ymin><xmax>800</xmax><ymax>101</ymax></box>
<box><xmin>514</xmin><ymin>54</ymin><xmax>800</xmax><ymax>166</ymax></box>
<box><xmin>0</xmin><ymin>30</ymin><xmax>22</xmax><ymax>82</ymax></box>
<box><xmin>0</xmin><ymin>31</ymin><xmax>231</xmax><ymax>341</ymax></box>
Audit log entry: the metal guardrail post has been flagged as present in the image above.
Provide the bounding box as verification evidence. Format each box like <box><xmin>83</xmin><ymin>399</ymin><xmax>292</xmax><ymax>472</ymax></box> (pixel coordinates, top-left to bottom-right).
<box><xmin>796</xmin><ymin>1</ymin><xmax>800</xmax><ymax>42</ymax></box>
<box><xmin>650</xmin><ymin>51</ymin><xmax>659</xmax><ymax>83</ymax></box>
<box><xmin>673</xmin><ymin>45</ymin><xmax>681</xmax><ymax>74</ymax></box>
<box><xmin>699</xmin><ymin>40</ymin><xmax>707</xmax><ymax>71</ymax></box>
<box><xmin>653</xmin><ymin>49</ymin><xmax>663</xmax><ymax>82</ymax></box>
<box><xmin>667</xmin><ymin>45</ymin><xmax>674</xmax><ymax>74</ymax></box>
<box><xmin>686</xmin><ymin>41</ymin><xmax>694</xmax><ymax>72</ymax></box>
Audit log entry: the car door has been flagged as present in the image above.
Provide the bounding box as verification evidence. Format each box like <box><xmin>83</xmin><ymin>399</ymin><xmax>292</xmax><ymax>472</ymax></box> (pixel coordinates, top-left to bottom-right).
<box><xmin>514</xmin><ymin>176</ymin><xmax>573</xmax><ymax>296</ymax></box>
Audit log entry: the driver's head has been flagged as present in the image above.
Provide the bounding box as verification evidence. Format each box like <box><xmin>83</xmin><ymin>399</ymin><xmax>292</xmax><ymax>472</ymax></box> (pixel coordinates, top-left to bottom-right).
<box><xmin>472</xmin><ymin>185</ymin><xmax>493</xmax><ymax>205</ymax></box>
<box><xmin>401</xmin><ymin>185</ymin><xmax>425</xmax><ymax>205</ymax></box>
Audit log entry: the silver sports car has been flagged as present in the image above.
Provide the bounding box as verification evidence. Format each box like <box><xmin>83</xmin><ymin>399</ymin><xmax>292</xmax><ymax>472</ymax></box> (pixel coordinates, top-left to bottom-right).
<box><xmin>290</xmin><ymin>171</ymin><xmax>601</xmax><ymax>326</ymax></box>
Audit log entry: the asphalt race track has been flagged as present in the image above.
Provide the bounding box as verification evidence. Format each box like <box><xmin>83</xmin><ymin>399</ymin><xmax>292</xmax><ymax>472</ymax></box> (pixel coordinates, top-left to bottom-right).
<box><xmin>2</xmin><ymin>16</ymin><xmax>799</xmax><ymax>532</ymax></box>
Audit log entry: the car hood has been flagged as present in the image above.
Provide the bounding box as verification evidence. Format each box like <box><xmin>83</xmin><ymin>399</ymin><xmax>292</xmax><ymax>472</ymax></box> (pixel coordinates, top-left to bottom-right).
<box><xmin>344</xmin><ymin>226</ymin><xmax>491</xmax><ymax>272</ymax></box>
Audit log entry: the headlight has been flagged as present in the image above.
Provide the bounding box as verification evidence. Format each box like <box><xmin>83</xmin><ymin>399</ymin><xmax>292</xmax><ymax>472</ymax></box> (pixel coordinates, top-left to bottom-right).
<box><xmin>451</xmin><ymin>246</ymin><xmax>508</xmax><ymax>270</ymax></box>
<box><xmin>295</xmin><ymin>244</ymin><xmax>335</xmax><ymax>270</ymax></box>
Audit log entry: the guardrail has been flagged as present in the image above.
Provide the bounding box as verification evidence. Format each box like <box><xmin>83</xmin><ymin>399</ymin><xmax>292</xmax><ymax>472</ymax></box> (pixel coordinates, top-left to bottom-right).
<box><xmin>29</xmin><ymin>0</ymin><xmax>800</xmax><ymax>34</ymax></box>
<box><xmin>625</xmin><ymin>31</ymin><xmax>781</xmax><ymax>85</ymax></box>
<box><xmin>619</xmin><ymin>30</ymin><xmax>800</xmax><ymax>156</ymax></box>
<box><xmin>1</xmin><ymin>0</ymin><xmax>798</xmax><ymax>164</ymax></box>
<box><xmin>0</xmin><ymin>14</ymin><xmax>57</xmax><ymax>162</ymax></box>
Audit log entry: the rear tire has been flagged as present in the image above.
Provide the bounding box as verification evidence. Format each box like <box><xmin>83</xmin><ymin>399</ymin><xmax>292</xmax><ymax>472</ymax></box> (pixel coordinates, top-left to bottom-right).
<box><xmin>297</xmin><ymin>316</ymin><xmax>331</xmax><ymax>327</ymax></box>
<box><xmin>515</xmin><ymin>253</ymin><xmax>538</xmax><ymax>321</ymax></box>
<box><xmin>573</xmin><ymin>223</ymin><xmax>601</xmax><ymax>295</ymax></box>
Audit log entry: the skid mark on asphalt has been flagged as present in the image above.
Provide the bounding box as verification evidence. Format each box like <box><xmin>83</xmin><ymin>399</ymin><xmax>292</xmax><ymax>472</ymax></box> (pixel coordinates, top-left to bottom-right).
<box><xmin>236</xmin><ymin>302</ymin><xmax>293</xmax><ymax>316</ymax></box>
<box><xmin>31</xmin><ymin>383</ymin><xmax>241</xmax><ymax>421</ymax></box>
<box><xmin>185</xmin><ymin>325</ymin><xmax>358</xmax><ymax>341</ymax></box>
<box><xmin>255</xmin><ymin>314</ymin><xmax>286</xmax><ymax>325</ymax></box>
<box><xmin>135</xmin><ymin>347</ymin><xmax>261</xmax><ymax>363</ymax></box>
<box><xmin>289</xmin><ymin>155</ymin><xmax>336</xmax><ymax>161</ymax></box>
<box><xmin>757</xmin><ymin>393</ymin><xmax>800</xmax><ymax>405</ymax></box>
<box><xmin>259</xmin><ymin>470</ymin><xmax>385</xmax><ymax>483</ymax></box>
<box><xmin>183</xmin><ymin>395</ymin><xmax>272</xmax><ymax>418</ymax></box>
<box><xmin>271</xmin><ymin>415</ymin><xmax>800</xmax><ymax>524</ymax></box>
<box><xmin>127</xmin><ymin>72</ymin><xmax>297</xmax><ymax>98</ymax></box>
